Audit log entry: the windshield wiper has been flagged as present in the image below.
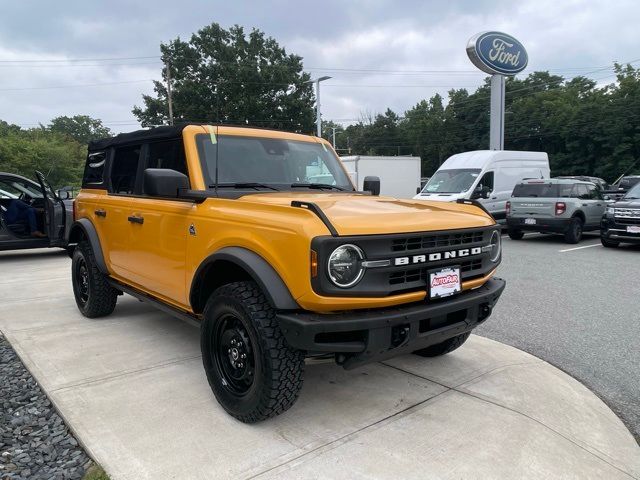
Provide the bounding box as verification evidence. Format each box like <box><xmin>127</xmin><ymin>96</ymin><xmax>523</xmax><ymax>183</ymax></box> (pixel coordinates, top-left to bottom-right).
<box><xmin>290</xmin><ymin>183</ymin><xmax>347</xmax><ymax>191</ymax></box>
<box><xmin>211</xmin><ymin>183</ymin><xmax>280</xmax><ymax>191</ymax></box>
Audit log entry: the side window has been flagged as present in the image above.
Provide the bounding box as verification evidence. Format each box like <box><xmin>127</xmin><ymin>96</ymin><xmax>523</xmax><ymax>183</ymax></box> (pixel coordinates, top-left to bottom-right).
<box><xmin>586</xmin><ymin>184</ymin><xmax>601</xmax><ymax>200</ymax></box>
<box><xmin>109</xmin><ymin>145</ymin><xmax>141</xmax><ymax>195</ymax></box>
<box><xmin>83</xmin><ymin>151</ymin><xmax>106</xmax><ymax>187</ymax></box>
<box><xmin>479</xmin><ymin>171</ymin><xmax>494</xmax><ymax>191</ymax></box>
<box><xmin>145</xmin><ymin>140</ymin><xmax>188</xmax><ymax>176</ymax></box>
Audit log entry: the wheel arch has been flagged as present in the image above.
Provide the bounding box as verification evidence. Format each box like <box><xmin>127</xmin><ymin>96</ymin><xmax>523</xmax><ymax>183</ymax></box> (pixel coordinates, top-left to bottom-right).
<box><xmin>572</xmin><ymin>210</ymin><xmax>586</xmax><ymax>223</ymax></box>
<box><xmin>190</xmin><ymin>247</ymin><xmax>299</xmax><ymax>313</ymax></box>
<box><xmin>68</xmin><ymin>219</ymin><xmax>108</xmax><ymax>274</ymax></box>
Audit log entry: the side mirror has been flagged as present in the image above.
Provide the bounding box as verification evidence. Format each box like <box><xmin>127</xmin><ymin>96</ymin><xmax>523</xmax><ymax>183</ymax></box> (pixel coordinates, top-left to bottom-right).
<box><xmin>603</xmin><ymin>195</ymin><xmax>611</xmax><ymax>201</ymax></box>
<box><xmin>416</xmin><ymin>187</ymin><xmax>421</xmax><ymax>195</ymax></box>
<box><xmin>57</xmin><ymin>190</ymin><xmax>71</xmax><ymax>200</ymax></box>
<box><xmin>144</xmin><ymin>168</ymin><xmax>189</xmax><ymax>198</ymax></box>
<box><xmin>363</xmin><ymin>176</ymin><xmax>381</xmax><ymax>196</ymax></box>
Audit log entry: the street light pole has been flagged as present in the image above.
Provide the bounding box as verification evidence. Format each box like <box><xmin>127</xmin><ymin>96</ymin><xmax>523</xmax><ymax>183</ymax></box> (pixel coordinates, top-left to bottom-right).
<box><xmin>311</xmin><ymin>76</ymin><xmax>331</xmax><ymax>137</ymax></box>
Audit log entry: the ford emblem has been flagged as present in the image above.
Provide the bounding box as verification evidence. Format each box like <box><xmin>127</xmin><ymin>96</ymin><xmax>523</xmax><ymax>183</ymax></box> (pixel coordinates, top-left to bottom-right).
<box><xmin>466</xmin><ymin>31</ymin><xmax>528</xmax><ymax>76</ymax></box>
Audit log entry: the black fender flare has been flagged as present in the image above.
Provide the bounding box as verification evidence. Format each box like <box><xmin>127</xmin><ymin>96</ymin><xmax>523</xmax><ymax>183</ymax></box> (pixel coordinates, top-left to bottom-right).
<box><xmin>68</xmin><ymin>219</ymin><xmax>108</xmax><ymax>274</ymax></box>
<box><xmin>190</xmin><ymin>247</ymin><xmax>299</xmax><ymax>311</ymax></box>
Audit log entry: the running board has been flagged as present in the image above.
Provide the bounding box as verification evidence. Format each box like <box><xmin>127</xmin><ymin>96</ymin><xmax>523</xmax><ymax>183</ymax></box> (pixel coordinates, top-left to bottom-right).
<box><xmin>108</xmin><ymin>279</ymin><xmax>201</xmax><ymax>328</ymax></box>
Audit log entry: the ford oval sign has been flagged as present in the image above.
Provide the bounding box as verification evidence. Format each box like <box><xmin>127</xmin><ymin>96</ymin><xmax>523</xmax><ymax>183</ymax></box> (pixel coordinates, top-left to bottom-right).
<box><xmin>466</xmin><ymin>31</ymin><xmax>528</xmax><ymax>76</ymax></box>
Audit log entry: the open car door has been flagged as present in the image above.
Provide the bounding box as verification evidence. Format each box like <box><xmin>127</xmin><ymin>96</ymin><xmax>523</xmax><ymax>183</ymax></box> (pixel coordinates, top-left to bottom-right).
<box><xmin>35</xmin><ymin>171</ymin><xmax>66</xmax><ymax>245</ymax></box>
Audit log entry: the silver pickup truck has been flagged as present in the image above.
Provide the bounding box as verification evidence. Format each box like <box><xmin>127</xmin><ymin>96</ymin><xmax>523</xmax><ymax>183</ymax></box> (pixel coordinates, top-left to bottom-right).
<box><xmin>506</xmin><ymin>178</ymin><xmax>607</xmax><ymax>244</ymax></box>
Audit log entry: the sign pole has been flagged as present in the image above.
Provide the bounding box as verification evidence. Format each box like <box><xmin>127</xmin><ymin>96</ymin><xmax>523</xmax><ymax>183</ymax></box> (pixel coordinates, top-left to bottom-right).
<box><xmin>489</xmin><ymin>74</ymin><xmax>505</xmax><ymax>150</ymax></box>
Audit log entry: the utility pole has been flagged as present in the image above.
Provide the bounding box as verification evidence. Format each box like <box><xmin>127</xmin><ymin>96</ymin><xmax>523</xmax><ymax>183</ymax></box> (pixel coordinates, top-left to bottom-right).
<box><xmin>331</xmin><ymin>127</ymin><xmax>337</xmax><ymax>148</ymax></box>
<box><xmin>309</xmin><ymin>76</ymin><xmax>331</xmax><ymax>137</ymax></box>
<box><xmin>166</xmin><ymin>59</ymin><xmax>174</xmax><ymax>126</ymax></box>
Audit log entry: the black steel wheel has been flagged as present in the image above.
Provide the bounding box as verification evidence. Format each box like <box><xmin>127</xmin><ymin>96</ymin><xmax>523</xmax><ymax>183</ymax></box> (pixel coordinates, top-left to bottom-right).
<box><xmin>71</xmin><ymin>241</ymin><xmax>118</xmax><ymax>318</ymax></box>
<box><xmin>201</xmin><ymin>281</ymin><xmax>305</xmax><ymax>423</ymax></box>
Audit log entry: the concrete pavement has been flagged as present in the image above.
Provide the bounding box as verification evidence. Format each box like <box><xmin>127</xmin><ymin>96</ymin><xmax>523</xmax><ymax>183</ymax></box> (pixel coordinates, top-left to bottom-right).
<box><xmin>1</xmin><ymin>248</ymin><xmax>639</xmax><ymax>479</ymax></box>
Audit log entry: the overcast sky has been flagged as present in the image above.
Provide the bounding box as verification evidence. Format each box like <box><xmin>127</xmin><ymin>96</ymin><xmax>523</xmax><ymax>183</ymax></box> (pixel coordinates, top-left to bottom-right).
<box><xmin>1</xmin><ymin>0</ymin><xmax>638</xmax><ymax>133</ymax></box>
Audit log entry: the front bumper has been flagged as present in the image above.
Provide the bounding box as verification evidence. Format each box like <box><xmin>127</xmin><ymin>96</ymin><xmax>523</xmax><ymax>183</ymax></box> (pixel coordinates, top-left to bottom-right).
<box><xmin>601</xmin><ymin>218</ymin><xmax>640</xmax><ymax>244</ymax></box>
<box><xmin>277</xmin><ymin>277</ymin><xmax>506</xmax><ymax>369</ymax></box>
<box><xmin>507</xmin><ymin>217</ymin><xmax>570</xmax><ymax>233</ymax></box>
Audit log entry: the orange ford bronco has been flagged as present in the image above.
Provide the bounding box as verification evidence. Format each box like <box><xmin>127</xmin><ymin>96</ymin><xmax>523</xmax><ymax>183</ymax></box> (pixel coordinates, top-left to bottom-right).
<box><xmin>69</xmin><ymin>124</ymin><xmax>505</xmax><ymax>422</ymax></box>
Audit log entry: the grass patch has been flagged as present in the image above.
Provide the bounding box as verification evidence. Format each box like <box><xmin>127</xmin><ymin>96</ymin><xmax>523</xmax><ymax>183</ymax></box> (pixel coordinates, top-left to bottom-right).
<box><xmin>83</xmin><ymin>464</ymin><xmax>110</xmax><ymax>480</ymax></box>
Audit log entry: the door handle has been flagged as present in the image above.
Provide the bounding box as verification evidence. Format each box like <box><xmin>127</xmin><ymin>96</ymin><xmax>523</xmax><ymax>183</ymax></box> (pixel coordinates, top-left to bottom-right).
<box><xmin>128</xmin><ymin>215</ymin><xmax>144</xmax><ymax>224</ymax></box>
<box><xmin>491</xmin><ymin>196</ymin><xmax>498</xmax><ymax>200</ymax></box>
<box><xmin>95</xmin><ymin>209</ymin><xmax>106</xmax><ymax>217</ymax></box>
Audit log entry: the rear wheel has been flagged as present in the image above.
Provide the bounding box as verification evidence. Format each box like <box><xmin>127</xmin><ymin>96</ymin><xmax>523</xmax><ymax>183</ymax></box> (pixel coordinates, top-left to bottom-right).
<box><xmin>201</xmin><ymin>281</ymin><xmax>305</xmax><ymax>423</ymax></box>
<box><xmin>564</xmin><ymin>217</ymin><xmax>583</xmax><ymax>244</ymax></box>
<box><xmin>508</xmin><ymin>229</ymin><xmax>524</xmax><ymax>240</ymax></box>
<box><xmin>412</xmin><ymin>332</ymin><xmax>471</xmax><ymax>357</ymax></box>
<box><xmin>601</xmin><ymin>236</ymin><xmax>619</xmax><ymax>248</ymax></box>
<box><xmin>72</xmin><ymin>241</ymin><xmax>118</xmax><ymax>318</ymax></box>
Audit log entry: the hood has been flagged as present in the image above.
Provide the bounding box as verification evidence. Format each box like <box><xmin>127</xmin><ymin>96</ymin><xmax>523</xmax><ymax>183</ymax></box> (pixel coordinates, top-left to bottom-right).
<box><xmin>237</xmin><ymin>192</ymin><xmax>494</xmax><ymax>235</ymax></box>
<box><xmin>613</xmin><ymin>198</ymin><xmax>640</xmax><ymax>209</ymax></box>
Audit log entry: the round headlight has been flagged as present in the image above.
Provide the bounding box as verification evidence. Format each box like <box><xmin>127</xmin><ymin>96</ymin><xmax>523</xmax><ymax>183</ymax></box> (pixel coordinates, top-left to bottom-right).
<box><xmin>327</xmin><ymin>244</ymin><xmax>365</xmax><ymax>288</ymax></box>
<box><xmin>489</xmin><ymin>230</ymin><xmax>501</xmax><ymax>262</ymax></box>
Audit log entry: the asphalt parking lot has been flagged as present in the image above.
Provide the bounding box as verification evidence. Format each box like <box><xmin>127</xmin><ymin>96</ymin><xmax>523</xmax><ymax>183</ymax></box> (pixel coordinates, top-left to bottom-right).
<box><xmin>477</xmin><ymin>232</ymin><xmax>640</xmax><ymax>441</ymax></box>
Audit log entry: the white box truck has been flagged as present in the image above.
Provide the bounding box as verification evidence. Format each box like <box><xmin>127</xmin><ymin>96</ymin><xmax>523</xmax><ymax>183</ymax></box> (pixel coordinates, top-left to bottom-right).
<box><xmin>341</xmin><ymin>155</ymin><xmax>421</xmax><ymax>199</ymax></box>
<box><xmin>413</xmin><ymin>150</ymin><xmax>550</xmax><ymax>222</ymax></box>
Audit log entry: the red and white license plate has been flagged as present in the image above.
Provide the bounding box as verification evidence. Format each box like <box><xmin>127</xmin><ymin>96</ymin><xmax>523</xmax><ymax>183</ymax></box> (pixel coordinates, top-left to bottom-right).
<box><xmin>429</xmin><ymin>267</ymin><xmax>461</xmax><ymax>299</ymax></box>
<box><xmin>627</xmin><ymin>225</ymin><xmax>640</xmax><ymax>233</ymax></box>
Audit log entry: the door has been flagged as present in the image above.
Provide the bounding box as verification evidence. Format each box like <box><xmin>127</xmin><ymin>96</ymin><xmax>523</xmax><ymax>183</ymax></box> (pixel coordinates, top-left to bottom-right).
<box><xmin>124</xmin><ymin>140</ymin><xmax>192</xmax><ymax>307</ymax></box>
<box><xmin>35</xmin><ymin>171</ymin><xmax>66</xmax><ymax>245</ymax></box>
<box><xmin>475</xmin><ymin>171</ymin><xmax>498</xmax><ymax>214</ymax></box>
<box><xmin>584</xmin><ymin>184</ymin><xmax>605</xmax><ymax>226</ymax></box>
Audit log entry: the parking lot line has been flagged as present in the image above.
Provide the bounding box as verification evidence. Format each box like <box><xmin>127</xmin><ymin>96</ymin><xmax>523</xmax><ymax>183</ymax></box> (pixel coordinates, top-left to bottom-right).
<box><xmin>558</xmin><ymin>243</ymin><xmax>602</xmax><ymax>253</ymax></box>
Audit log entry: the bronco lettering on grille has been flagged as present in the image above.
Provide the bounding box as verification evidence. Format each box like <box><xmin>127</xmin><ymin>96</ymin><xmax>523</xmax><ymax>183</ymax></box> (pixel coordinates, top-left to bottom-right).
<box><xmin>394</xmin><ymin>247</ymin><xmax>482</xmax><ymax>266</ymax></box>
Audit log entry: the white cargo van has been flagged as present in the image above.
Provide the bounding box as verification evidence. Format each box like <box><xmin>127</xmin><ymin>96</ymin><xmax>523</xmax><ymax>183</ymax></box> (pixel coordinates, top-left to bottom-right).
<box><xmin>413</xmin><ymin>150</ymin><xmax>550</xmax><ymax>221</ymax></box>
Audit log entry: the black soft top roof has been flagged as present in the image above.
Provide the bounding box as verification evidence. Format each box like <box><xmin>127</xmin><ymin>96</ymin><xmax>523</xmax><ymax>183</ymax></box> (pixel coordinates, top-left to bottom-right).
<box><xmin>88</xmin><ymin>124</ymin><xmax>188</xmax><ymax>151</ymax></box>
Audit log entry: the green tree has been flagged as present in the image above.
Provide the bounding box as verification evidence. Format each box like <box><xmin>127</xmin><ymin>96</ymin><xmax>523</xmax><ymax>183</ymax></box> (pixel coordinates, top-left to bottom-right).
<box><xmin>133</xmin><ymin>23</ymin><xmax>315</xmax><ymax>132</ymax></box>
<box><xmin>47</xmin><ymin>115</ymin><xmax>112</xmax><ymax>144</ymax></box>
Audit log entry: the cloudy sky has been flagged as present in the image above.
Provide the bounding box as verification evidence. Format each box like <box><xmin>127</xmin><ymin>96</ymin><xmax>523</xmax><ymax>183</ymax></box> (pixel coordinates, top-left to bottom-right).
<box><xmin>0</xmin><ymin>0</ymin><xmax>638</xmax><ymax>133</ymax></box>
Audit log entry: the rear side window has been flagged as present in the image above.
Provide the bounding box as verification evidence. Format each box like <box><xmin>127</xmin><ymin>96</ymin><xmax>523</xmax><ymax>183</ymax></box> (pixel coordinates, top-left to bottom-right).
<box><xmin>512</xmin><ymin>183</ymin><xmax>571</xmax><ymax>198</ymax></box>
<box><xmin>82</xmin><ymin>151</ymin><xmax>106</xmax><ymax>187</ymax></box>
<box><xmin>109</xmin><ymin>145</ymin><xmax>141</xmax><ymax>194</ymax></box>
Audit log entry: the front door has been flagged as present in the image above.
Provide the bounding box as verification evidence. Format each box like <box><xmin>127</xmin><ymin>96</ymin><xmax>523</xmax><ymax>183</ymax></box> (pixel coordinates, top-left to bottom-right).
<box><xmin>123</xmin><ymin>139</ymin><xmax>192</xmax><ymax>308</ymax></box>
<box><xmin>35</xmin><ymin>171</ymin><xmax>66</xmax><ymax>245</ymax></box>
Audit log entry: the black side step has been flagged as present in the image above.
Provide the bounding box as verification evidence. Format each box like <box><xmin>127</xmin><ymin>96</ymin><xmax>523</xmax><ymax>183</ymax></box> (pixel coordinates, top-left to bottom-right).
<box><xmin>108</xmin><ymin>279</ymin><xmax>201</xmax><ymax>328</ymax></box>
<box><xmin>291</xmin><ymin>201</ymin><xmax>339</xmax><ymax>237</ymax></box>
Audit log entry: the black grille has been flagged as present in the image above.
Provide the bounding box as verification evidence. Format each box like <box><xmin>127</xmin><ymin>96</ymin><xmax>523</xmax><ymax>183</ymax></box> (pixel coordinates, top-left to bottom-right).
<box><xmin>389</xmin><ymin>259</ymin><xmax>483</xmax><ymax>285</ymax></box>
<box><xmin>391</xmin><ymin>231</ymin><xmax>485</xmax><ymax>252</ymax></box>
<box><xmin>615</xmin><ymin>217</ymin><xmax>640</xmax><ymax>225</ymax></box>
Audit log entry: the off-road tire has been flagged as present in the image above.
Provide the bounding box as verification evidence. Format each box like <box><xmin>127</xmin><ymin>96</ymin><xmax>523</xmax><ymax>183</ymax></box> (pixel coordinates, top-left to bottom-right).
<box><xmin>601</xmin><ymin>236</ymin><xmax>619</xmax><ymax>248</ymax></box>
<box><xmin>564</xmin><ymin>217</ymin><xmax>583</xmax><ymax>244</ymax></box>
<box><xmin>508</xmin><ymin>229</ymin><xmax>525</xmax><ymax>240</ymax></box>
<box><xmin>412</xmin><ymin>331</ymin><xmax>471</xmax><ymax>357</ymax></box>
<box><xmin>71</xmin><ymin>241</ymin><xmax>118</xmax><ymax>318</ymax></box>
<box><xmin>201</xmin><ymin>281</ymin><xmax>305</xmax><ymax>423</ymax></box>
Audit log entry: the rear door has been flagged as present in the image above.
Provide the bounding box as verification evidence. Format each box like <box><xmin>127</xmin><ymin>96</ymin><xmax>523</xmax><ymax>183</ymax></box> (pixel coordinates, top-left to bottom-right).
<box><xmin>35</xmin><ymin>171</ymin><xmax>66</xmax><ymax>245</ymax></box>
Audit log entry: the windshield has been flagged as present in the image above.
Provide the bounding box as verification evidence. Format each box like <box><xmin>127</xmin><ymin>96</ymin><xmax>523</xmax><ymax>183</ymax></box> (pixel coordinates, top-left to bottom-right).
<box><xmin>512</xmin><ymin>183</ymin><xmax>573</xmax><ymax>198</ymax></box>
<box><xmin>196</xmin><ymin>134</ymin><xmax>354</xmax><ymax>191</ymax></box>
<box><xmin>420</xmin><ymin>169</ymin><xmax>481</xmax><ymax>194</ymax></box>
<box><xmin>624</xmin><ymin>183</ymin><xmax>640</xmax><ymax>199</ymax></box>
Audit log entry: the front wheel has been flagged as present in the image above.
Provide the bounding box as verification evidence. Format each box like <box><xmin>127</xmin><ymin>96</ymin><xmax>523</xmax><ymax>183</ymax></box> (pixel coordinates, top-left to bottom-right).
<box><xmin>201</xmin><ymin>281</ymin><xmax>305</xmax><ymax>423</ymax></box>
<box><xmin>601</xmin><ymin>236</ymin><xmax>619</xmax><ymax>248</ymax></box>
<box><xmin>412</xmin><ymin>332</ymin><xmax>471</xmax><ymax>357</ymax></box>
<box><xmin>564</xmin><ymin>217</ymin><xmax>583</xmax><ymax>244</ymax></box>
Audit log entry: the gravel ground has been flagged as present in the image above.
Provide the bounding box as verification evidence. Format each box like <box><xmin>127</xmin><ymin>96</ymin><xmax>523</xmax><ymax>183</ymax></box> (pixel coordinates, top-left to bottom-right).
<box><xmin>476</xmin><ymin>232</ymin><xmax>640</xmax><ymax>442</ymax></box>
<box><xmin>0</xmin><ymin>333</ymin><xmax>94</xmax><ymax>480</ymax></box>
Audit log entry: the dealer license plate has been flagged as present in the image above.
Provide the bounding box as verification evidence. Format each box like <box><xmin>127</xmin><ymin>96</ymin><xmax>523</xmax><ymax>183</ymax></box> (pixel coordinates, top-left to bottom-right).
<box><xmin>524</xmin><ymin>218</ymin><xmax>537</xmax><ymax>225</ymax></box>
<box><xmin>627</xmin><ymin>225</ymin><xmax>640</xmax><ymax>233</ymax></box>
<box><xmin>429</xmin><ymin>267</ymin><xmax>461</xmax><ymax>299</ymax></box>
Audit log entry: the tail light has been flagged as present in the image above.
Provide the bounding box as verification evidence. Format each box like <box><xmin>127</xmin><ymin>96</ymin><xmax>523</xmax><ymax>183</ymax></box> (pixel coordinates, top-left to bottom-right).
<box><xmin>505</xmin><ymin>201</ymin><xmax>511</xmax><ymax>216</ymax></box>
<box><xmin>555</xmin><ymin>202</ymin><xmax>566</xmax><ymax>216</ymax></box>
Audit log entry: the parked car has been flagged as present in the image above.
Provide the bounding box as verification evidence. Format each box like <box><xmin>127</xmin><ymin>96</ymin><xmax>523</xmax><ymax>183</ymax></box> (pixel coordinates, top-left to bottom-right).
<box><xmin>506</xmin><ymin>178</ymin><xmax>606</xmax><ymax>243</ymax></box>
<box><xmin>600</xmin><ymin>182</ymin><xmax>640</xmax><ymax>247</ymax></box>
<box><xmin>0</xmin><ymin>171</ymin><xmax>73</xmax><ymax>252</ymax></box>
<box><xmin>556</xmin><ymin>175</ymin><xmax>609</xmax><ymax>191</ymax></box>
<box><xmin>69</xmin><ymin>124</ymin><xmax>505</xmax><ymax>423</ymax></box>
<box><xmin>414</xmin><ymin>150</ymin><xmax>550</xmax><ymax>222</ymax></box>
<box><xmin>603</xmin><ymin>175</ymin><xmax>640</xmax><ymax>201</ymax></box>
